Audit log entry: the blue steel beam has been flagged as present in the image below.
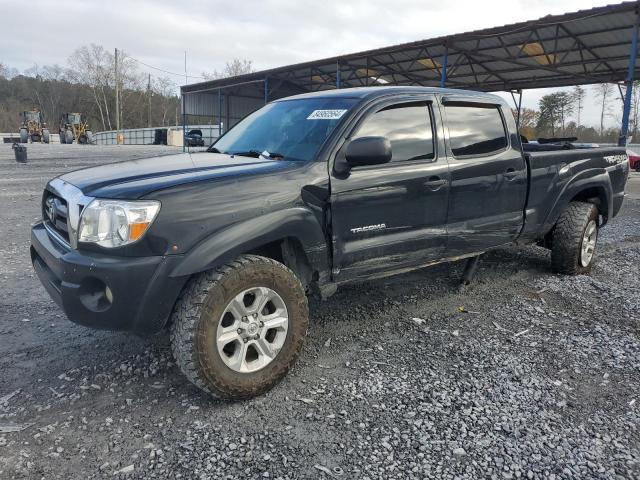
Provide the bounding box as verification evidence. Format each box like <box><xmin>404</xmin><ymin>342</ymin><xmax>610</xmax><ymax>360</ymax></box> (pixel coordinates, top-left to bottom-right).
<box><xmin>619</xmin><ymin>12</ymin><xmax>639</xmax><ymax>146</ymax></box>
<box><xmin>264</xmin><ymin>78</ymin><xmax>269</xmax><ymax>104</ymax></box>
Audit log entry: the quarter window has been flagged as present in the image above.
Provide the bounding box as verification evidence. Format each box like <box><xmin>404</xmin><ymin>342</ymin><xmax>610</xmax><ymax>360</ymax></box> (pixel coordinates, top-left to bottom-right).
<box><xmin>353</xmin><ymin>102</ymin><xmax>434</xmax><ymax>163</ymax></box>
<box><xmin>445</xmin><ymin>105</ymin><xmax>507</xmax><ymax>157</ymax></box>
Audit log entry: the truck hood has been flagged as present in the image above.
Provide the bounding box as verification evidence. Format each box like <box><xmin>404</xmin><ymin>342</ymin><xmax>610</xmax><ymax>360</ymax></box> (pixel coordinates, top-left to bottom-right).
<box><xmin>58</xmin><ymin>151</ymin><xmax>295</xmax><ymax>198</ymax></box>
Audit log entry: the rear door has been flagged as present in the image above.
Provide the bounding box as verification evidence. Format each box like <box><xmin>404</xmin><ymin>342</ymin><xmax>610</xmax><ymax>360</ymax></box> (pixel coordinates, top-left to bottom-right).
<box><xmin>329</xmin><ymin>96</ymin><xmax>450</xmax><ymax>282</ymax></box>
<box><xmin>441</xmin><ymin>97</ymin><xmax>527</xmax><ymax>254</ymax></box>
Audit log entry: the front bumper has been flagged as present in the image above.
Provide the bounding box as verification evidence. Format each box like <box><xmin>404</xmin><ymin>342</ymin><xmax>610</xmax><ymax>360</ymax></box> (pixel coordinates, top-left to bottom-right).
<box><xmin>30</xmin><ymin>222</ymin><xmax>187</xmax><ymax>335</ymax></box>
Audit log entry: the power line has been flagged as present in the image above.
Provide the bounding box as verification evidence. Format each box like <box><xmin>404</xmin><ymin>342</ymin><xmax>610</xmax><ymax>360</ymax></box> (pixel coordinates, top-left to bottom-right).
<box><xmin>127</xmin><ymin>55</ymin><xmax>207</xmax><ymax>80</ymax></box>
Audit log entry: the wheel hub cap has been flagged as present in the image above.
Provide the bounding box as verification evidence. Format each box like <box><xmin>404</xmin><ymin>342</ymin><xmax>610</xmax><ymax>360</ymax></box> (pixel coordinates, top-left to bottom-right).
<box><xmin>580</xmin><ymin>219</ymin><xmax>597</xmax><ymax>267</ymax></box>
<box><xmin>246</xmin><ymin>322</ymin><xmax>259</xmax><ymax>336</ymax></box>
<box><xmin>216</xmin><ymin>287</ymin><xmax>289</xmax><ymax>373</ymax></box>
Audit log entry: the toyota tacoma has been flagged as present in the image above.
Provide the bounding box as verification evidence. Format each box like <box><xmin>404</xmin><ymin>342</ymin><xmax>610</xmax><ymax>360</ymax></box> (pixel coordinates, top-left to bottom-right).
<box><xmin>31</xmin><ymin>87</ymin><xmax>629</xmax><ymax>399</ymax></box>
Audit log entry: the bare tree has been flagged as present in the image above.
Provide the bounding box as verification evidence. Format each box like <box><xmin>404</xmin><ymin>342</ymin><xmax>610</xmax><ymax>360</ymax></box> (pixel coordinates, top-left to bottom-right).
<box><xmin>594</xmin><ymin>83</ymin><xmax>613</xmax><ymax>137</ymax></box>
<box><xmin>571</xmin><ymin>85</ymin><xmax>586</xmax><ymax>127</ymax></box>
<box><xmin>202</xmin><ymin>58</ymin><xmax>254</xmax><ymax>80</ymax></box>
<box><xmin>631</xmin><ymin>80</ymin><xmax>640</xmax><ymax>141</ymax></box>
<box><xmin>115</xmin><ymin>50</ymin><xmax>145</xmax><ymax>129</ymax></box>
<box><xmin>0</xmin><ymin>62</ymin><xmax>19</xmax><ymax>79</ymax></box>
<box><xmin>153</xmin><ymin>76</ymin><xmax>178</xmax><ymax>126</ymax></box>
<box><xmin>68</xmin><ymin>44</ymin><xmax>115</xmax><ymax>130</ymax></box>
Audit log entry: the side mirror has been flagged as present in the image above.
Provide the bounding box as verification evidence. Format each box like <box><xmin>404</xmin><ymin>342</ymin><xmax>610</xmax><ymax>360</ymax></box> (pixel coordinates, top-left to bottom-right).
<box><xmin>345</xmin><ymin>136</ymin><xmax>392</xmax><ymax>168</ymax></box>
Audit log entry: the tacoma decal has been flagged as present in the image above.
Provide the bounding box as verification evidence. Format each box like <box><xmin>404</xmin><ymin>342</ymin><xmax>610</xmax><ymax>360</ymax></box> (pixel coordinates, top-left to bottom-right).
<box><xmin>603</xmin><ymin>154</ymin><xmax>627</xmax><ymax>165</ymax></box>
<box><xmin>350</xmin><ymin>223</ymin><xmax>387</xmax><ymax>234</ymax></box>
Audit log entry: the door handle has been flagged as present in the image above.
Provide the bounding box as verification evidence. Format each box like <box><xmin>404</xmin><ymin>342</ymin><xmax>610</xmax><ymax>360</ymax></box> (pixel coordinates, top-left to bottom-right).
<box><xmin>425</xmin><ymin>176</ymin><xmax>448</xmax><ymax>190</ymax></box>
<box><xmin>503</xmin><ymin>168</ymin><xmax>518</xmax><ymax>180</ymax></box>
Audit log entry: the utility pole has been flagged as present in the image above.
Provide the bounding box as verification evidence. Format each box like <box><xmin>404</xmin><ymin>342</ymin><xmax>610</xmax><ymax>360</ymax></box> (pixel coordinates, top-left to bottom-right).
<box><xmin>183</xmin><ymin>51</ymin><xmax>187</xmax><ymax>152</ymax></box>
<box><xmin>147</xmin><ymin>73</ymin><xmax>152</xmax><ymax>128</ymax></box>
<box><xmin>115</xmin><ymin>48</ymin><xmax>120</xmax><ymax>136</ymax></box>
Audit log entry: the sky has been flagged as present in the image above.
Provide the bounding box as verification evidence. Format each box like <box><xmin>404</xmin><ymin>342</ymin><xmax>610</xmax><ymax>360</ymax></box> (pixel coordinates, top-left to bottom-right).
<box><xmin>0</xmin><ymin>0</ymin><xmax>629</xmax><ymax>129</ymax></box>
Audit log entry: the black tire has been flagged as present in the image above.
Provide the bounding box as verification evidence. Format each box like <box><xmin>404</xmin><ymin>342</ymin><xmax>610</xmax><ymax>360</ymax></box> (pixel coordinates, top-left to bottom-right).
<box><xmin>551</xmin><ymin>201</ymin><xmax>599</xmax><ymax>275</ymax></box>
<box><xmin>19</xmin><ymin>129</ymin><xmax>28</xmax><ymax>143</ymax></box>
<box><xmin>170</xmin><ymin>255</ymin><xmax>309</xmax><ymax>400</ymax></box>
<box><xmin>42</xmin><ymin>129</ymin><xmax>50</xmax><ymax>144</ymax></box>
<box><xmin>86</xmin><ymin>131</ymin><xmax>93</xmax><ymax>144</ymax></box>
<box><xmin>65</xmin><ymin>130</ymin><xmax>73</xmax><ymax>144</ymax></box>
<box><xmin>59</xmin><ymin>130</ymin><xmax>66</xmax><ymax>144</ymax></box>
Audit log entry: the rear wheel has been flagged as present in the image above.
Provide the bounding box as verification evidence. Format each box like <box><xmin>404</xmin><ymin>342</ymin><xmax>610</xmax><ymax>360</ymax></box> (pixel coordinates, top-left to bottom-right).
<box><xmin>65</xmin><ymin>130</ymin><xmax>73</xmax><ymax>144</ymax></box>
<box><xmin>42</xmin><ymin>129</ymin><xmax>50</xmax><ymax>144</ymax></box>
<box><xmin>551</xmin><ymin>201</ymin><xmax>599</xmax><ymax>275</ymax></box>
<box><xmin>85</xmin><ymin>131</ymin><xmax>93</xmax><ymax>144</ymax></box>
<box><xmin>19</xmin><ymin>129</ymin><xmax>28</xmax><ymax>143</ymax></box>
<box><xmin>170</xmin><ymin>255</ymin><xmax>309</xmax><ymax>400</ymax></box>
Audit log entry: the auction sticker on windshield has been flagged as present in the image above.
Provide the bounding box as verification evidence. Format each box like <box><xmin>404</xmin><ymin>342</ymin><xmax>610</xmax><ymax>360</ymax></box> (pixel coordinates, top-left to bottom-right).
<box><xmin>307</xmin><ymin>109</ymin><xmax>348</xmax><ymax>120</ymax></box>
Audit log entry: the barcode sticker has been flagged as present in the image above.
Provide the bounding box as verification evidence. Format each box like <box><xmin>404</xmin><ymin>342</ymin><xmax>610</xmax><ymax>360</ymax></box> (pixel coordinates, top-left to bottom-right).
<box><xmin>307</xmin><ymin>109</ymin><xmax>348</xmax><ymax>120</ymax></box>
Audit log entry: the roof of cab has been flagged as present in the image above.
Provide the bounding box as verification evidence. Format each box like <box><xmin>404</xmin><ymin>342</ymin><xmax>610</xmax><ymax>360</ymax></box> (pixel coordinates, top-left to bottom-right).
<box><xmin>274</xmin><ymin>86</ymin><xmax>505</xmax><ymax>103</ymax></box>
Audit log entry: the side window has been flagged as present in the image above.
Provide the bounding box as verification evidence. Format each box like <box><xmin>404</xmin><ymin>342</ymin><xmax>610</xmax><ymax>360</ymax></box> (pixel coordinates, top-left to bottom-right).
<box><xmin>353</xmin><ymin>102</ymin><xmax>435</xmax><ymax>163</ymax></box>
<box><xmin>445</xmin><ymin>105</ymin><xmax>507</xmax><ymax>157</ymax></box>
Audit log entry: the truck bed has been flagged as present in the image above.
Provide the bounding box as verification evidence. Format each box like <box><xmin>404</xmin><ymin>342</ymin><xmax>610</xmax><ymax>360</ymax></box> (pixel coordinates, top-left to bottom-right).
<box><xmin>519</xmin><ymin>146</ymin><xmax>629</xmax><ymax>243</ymax></box>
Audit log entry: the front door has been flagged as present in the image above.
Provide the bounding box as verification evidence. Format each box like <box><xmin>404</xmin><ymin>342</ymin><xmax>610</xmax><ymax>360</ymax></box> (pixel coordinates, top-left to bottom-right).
<box><xmin>330</xmin><ymin>98</ymin><xmax>450</xmax><ymax>282</ymax></box>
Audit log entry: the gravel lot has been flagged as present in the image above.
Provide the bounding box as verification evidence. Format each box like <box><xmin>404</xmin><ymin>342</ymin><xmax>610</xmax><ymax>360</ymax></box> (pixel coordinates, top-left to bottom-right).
<box><xmin>0</xmin><ymin>144</ymin><xmax>639</xmax><ymax>479</ymax></box>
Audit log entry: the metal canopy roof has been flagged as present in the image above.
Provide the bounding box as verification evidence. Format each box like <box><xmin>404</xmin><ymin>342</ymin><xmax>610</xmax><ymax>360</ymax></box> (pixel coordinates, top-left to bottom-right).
<box><xmin>182</xmin><ymin>1</ymin><xmax>640</xmax><ymax>96</ymax></box>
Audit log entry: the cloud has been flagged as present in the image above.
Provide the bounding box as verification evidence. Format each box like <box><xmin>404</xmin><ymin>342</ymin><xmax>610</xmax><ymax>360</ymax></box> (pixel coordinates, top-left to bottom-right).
<box><xmin>0</xmin><ymin>0</ymin><xmax>625</xmax><ymax>128</ymax></box>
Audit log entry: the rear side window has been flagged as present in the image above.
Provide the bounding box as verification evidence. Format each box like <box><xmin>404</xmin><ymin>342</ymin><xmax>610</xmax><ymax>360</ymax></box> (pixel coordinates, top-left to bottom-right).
<box><xmin>445</xmin><ymin>105</ymin><xmax>507</xmax><ymax>157</ymax></box>
<box><xmin>353</xmin><ymin>102</ymin><xmax>434</xmax><ymax>162</ymax></box>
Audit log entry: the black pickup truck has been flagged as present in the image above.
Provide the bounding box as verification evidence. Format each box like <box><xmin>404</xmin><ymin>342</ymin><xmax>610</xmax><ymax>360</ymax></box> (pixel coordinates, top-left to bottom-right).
<box><xmin>31</xmin><ymin>87</ymin><xmax>629</xmax><ymax>399</ymax></box>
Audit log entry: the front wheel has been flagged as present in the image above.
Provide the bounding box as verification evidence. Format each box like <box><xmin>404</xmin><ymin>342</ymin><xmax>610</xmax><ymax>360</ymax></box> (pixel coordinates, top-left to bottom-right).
<box><xmin>170</xmin><ymin>255</ymin><xmax>309</xmax><ymax>400</ymax></box>
<box><xmin>19</xmin><ymin>129</ymin><xmax>28</xmax><ymax>143</ymax></box>
<box><xmin>65</xmin><ymin>130</ymin><xmax>73</xmax><ymax>144</ymax></box>
<box><xmin>551</xmin><ymin>201</ymin><xmax>599</xmax><ymax>275</ymax></box>
<box><xmin>42</xmin><ymin>129</ymin><xmax>50</xmax><ymax>144</ymax></box>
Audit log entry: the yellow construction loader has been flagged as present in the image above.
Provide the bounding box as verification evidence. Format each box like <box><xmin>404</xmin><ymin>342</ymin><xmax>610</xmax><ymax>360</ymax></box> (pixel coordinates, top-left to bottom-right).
<box><xmin>59</xmin><ymin>113</ymin><xmax>93</xmax><ymax>144</ymax></box>
<box><xmin>19</xmin><ymin>110</ymin><xmax>50</xmax><ymax>143</ymax></box>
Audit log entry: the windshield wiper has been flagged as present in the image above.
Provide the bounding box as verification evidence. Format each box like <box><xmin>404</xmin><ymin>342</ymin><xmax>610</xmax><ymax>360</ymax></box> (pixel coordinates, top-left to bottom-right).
<box><xmin>231</xmin><ymin>150</ymin><xmax>285</xmax><ymax>160</ymax></box>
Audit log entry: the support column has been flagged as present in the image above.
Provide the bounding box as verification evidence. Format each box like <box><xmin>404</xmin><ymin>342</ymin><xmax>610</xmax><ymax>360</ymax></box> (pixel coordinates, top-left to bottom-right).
<box><xmin>440</xmin><ymin>45</ymin><xmax>448</xmax><ymax>88</ymax></box>
<box><xmin>218</xmin><ymin>89</ymin><xmax>223</xmax><ymax>135</ymax></box>
<box><xmin>336</xmin><ymin>61</ymin><xmax>341</xmax><ymax>89</ymax></box>
<box><xmin>619</xmin><ymin>12</ymin><xmax>640</xmax><ymax>146</ymax></box>
<box><xmin>264</xmin><ymin>77</ymin><xmax>269</xmax><ymax>104</ymax></box>
<box><xmin>181</xmin><ymin>94</ymin><xmax>186</xmax><ymax>152</ymax></box>
<box><xmin>510</xmin><ymin>90</ymin><xmax>523</xmax><ymax>130</ymax></box>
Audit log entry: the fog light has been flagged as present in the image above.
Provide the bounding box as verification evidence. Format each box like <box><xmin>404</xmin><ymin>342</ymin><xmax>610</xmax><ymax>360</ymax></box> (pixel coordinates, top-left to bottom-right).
<box><xmin>105</xmin><ymin>286</ymin><xmax>113</xmax><ymax>304</ymax></box>
<box><xmin>78</xmin><ymin>278</ymin><xmax>113</xmax><ymax>312</ymax></box>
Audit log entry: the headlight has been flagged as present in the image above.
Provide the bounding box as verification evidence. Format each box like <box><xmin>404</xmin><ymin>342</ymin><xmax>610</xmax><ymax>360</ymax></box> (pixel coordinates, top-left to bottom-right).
<box><xmin>78</xmin><ymin>199</ymin><xmax>160</xmax><ymax>248</ymax></box>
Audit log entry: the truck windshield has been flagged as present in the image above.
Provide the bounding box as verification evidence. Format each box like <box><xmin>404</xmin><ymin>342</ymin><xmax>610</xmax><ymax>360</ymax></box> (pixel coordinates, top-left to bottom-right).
<box><xmin>212</xmin><ymin>97</ymin><xmax>358</xmax><ymax>161</ymax></box>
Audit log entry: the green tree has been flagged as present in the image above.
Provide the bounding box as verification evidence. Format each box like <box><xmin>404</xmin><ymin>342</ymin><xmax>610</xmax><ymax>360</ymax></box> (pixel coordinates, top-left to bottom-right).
<box><xmin>537</xmin><ymin>93</ymin><xmax>561</xmax><ymax>137</ymax></box>
<box><xmin>555</xmin><ymin>92</ymin><xmax>574</xmax><ymax>134</ymax></box>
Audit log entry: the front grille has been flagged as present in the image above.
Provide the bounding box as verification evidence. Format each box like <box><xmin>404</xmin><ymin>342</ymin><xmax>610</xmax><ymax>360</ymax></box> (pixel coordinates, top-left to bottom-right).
<box><xmin>43</xmin><ymin>192</ymin><xmax>70</xmax><ymax>244</ymax></box>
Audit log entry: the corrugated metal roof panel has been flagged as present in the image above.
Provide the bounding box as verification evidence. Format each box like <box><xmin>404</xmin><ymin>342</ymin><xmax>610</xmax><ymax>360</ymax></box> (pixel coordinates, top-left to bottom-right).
<box><xmin>183</xmin><ymin>1</ymin><xmax>640</xmax><ymax>121</ymax></box>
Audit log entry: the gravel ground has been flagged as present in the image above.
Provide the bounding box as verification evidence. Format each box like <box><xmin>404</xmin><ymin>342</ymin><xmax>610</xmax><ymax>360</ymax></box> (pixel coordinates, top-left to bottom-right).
<box><xmin>0</xmin><ymin>144</ymin><xmax>639</xmax><ymax>479</ymax></box>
